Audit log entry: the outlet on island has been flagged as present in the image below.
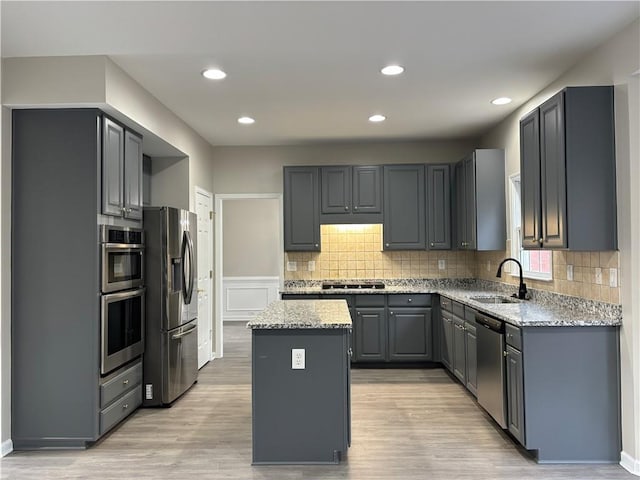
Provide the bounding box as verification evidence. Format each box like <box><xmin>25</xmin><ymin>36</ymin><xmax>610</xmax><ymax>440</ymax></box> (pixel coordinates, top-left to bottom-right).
<box><xmin>292</xmin><ymin>348</ymin><xmax>305</xmax><ymax>370</ymax></box>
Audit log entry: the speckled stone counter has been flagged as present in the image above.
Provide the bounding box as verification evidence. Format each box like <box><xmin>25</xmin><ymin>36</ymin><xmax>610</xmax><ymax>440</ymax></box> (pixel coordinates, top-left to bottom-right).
<box><xmin>247</xmin><ymin>299</ymin><xmax>352</xmax><ymax>329</ymax></box>
<box><xmin>280</xmin><ymin>279</ymin><xmax>622</xmax><ymax>328</ymax></box>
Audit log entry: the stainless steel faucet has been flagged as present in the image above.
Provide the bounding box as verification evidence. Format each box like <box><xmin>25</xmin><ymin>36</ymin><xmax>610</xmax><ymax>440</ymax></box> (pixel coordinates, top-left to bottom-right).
<box><xmin>496</xmin><ymin>257</ymin><xmax>528</xmax><ymax>300</ymax></box>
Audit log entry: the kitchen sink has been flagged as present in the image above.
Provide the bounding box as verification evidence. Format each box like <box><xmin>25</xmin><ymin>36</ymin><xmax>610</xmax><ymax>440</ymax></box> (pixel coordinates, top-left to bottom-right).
<box><xmin>469</xmin><ymin>295</ymin><xmax>519</xmax><ymax>304</ymax></box>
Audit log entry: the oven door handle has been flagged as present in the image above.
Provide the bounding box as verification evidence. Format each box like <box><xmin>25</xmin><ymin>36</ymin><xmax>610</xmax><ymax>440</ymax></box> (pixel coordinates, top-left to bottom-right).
<box><xmin>171</xmin><ymin>324</ymin><xmax>197</xmax><ymax>340</ymax></box>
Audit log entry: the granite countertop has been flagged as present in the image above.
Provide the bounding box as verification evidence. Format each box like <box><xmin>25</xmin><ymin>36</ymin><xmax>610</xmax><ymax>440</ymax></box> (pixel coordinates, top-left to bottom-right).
<box><xmin>247</xmin><ymin>299</ymin><xmax>352</xmax><ymax>329</ymax></box>
<box><xmin>280</xmin><ymin>279</ymin><xmax>622</xmax><ymax>328</ymax></box>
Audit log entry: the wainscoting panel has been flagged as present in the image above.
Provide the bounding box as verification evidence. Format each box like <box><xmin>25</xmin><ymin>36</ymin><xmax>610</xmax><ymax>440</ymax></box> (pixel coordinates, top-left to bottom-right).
<box><xmin>223</xmin><ymin>276</ymin><xmax>280</xmax><ymax>322</ymax></box>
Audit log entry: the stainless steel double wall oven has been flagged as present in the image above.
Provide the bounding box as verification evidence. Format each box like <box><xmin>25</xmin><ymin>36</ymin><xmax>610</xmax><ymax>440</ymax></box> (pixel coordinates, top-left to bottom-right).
<box><xmin>100</xmin><ymin>225</ymin><xmax>145</xmax><ymax>375</ymax></box>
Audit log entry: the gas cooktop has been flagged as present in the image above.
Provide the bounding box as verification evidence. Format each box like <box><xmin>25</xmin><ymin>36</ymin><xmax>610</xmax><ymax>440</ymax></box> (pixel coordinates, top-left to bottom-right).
<box><xmin>321</xmin><ymin>281</ymin><xmax>385</xmax><ymax>290</ymax></box>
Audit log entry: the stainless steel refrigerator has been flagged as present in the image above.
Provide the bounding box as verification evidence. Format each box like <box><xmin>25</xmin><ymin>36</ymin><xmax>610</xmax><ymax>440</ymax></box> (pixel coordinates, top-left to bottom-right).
<box><xmin>143</xmin><ymin>206</ymin><xmax>198</xmax><ymax>406</ymax></box>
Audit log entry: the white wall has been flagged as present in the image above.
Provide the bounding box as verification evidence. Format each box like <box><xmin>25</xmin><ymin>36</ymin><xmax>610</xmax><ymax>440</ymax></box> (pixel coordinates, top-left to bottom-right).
<box><xmin>480</xmin><ymin>19</ymin><xmax>640</xmax><ymax>471</ymax></box>
<box><xmin>210</xmin><ymin>141</ymin><xmax>477</xmax><ymax>194</ymax></box>
<box><xmin>222</xmin><ymin>198</ymin><xmax>281</xmax><ymax>276</ymax></box>
<box><xmin>149</xmin><ymin>157</ymin><xmax>190</xmax><ymax>209</ymax></box>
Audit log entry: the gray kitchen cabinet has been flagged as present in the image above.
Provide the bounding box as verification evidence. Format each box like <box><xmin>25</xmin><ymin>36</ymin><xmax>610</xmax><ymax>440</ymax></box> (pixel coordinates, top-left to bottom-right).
<box><xmin>388</xmin><ymin>308</ymin><xmax>432</xmax><ymax>361</ymax></box>
<box><xmin>11</xmin><ymin>109</ymin><xmax>142</xmax><ymax>449</ymax></box>
<box><xmin>454</xmin><ymin>149</ymin><xmax>505</xmax><ymax>251</ymax></box>
<box><xmin>452</xmin><ymin>316</ymin><xmax>467</xmax><ymax>384</ymax></box>
<box><xmin>426</xmin><ymin>164</ymin><xmax>451</xmax><ymax>250</ymax></box>
<box><xmin>505</xmin><ymin>343</ymin><xmax>525</xmax><ymax>445</ymax></box>
<box><xmin>383</xmin><ymin>164</ymin><xmax>426</xmax><ymax>250</ymax></box>
<box><xmin>520</xmin><ymin>86</ymin><xmax>617</xmax><ymax>250</ymax></box>
<box><xmin>354</xmin><ymin>307</ymin><xmax>386</xmax><ymax>362</ymax></box>
<box><xmin>102</xmin><ymin>117</ymin><xmax>143</xmax><ymax>220</ymax></box>
<box><xmin>320</xmin><ymin>166</ymin><xmax>382</xmax><ymax>223</ymax></box>
<box><xmin>464</xmin><ymin>309</ymin><xmax>478</xmax><ymax>397</ymax></box>
<box><xmin>440</xmin><ymin>299</ymin><xmax>454</xmax><ymax>372</ymax></box>
<box><xmin>284</xmin><ymin>166</ymin><xmax>321</xmax><ymax>251</ymax></box>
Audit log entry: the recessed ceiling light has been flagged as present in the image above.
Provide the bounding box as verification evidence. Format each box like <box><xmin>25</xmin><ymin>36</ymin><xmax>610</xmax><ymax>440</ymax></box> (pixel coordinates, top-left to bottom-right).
<box><xmin>491</xmin><ymin>97</ymin><xmax>512</xmax><ymax>105</ymax></box>
<box><xmin>369</xmin><ymin>114</ymin><xmax>386</xmax><ymax>123</ymax></box>
<box><xmin>381</xmin><ymin>65</ymin><xmax>404</xmax><ymax>76</ymax></box>
<box><xmin>202</xmin><ymin>68</ymin><xmax>227</xmax><ymax>80</ymax></box>
<box><xmin>238</xmin><ymin>116</ymin><xmax>255</xmax><ymax>125</ymax></box>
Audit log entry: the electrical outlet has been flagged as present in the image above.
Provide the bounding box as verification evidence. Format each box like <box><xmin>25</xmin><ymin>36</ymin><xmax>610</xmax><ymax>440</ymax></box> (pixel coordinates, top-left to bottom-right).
<box><xmin>566</xmin><ymin>264</ymin><xmax>574</xmax><ymax>281</ymax></box>
<box><xmin>438</xmin><ymin>259</ymin><xmax>446</xmax><ymax>270</ymax></box>
<box><xmin>286</xmin><ymin>261</ymin><xmax>297</xmax><ymax>272</ymax></box>
<box><xmin>595</xmin><ymin>267</ymin><xmax>603</xmax><ymax>285</ymax></box>
<box><xmin>308</xmin><ymin>261</ymin><xmax>315</xmax><ymax>272</ymax></box>
<box><xmin>609</xmin><ymin>268</ymin><xmax>618</xmax><ymax>288</ymax></box>
<box><xmin>291</xmin><ymin>348</ymin><xmax>305</xmax><ymax>369</ymax></box>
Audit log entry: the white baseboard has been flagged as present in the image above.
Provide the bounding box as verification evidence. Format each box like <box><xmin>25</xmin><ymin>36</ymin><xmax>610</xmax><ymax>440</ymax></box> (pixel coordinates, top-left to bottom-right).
<box><xmin>1</xmin><ymin>439</ymin><xmax>13</xmax><ymax>457</ymax></box>
<box><xmin>621</xmin><ymin>451</ymin><xmax>640</xmax><ymax>476</ymax></box>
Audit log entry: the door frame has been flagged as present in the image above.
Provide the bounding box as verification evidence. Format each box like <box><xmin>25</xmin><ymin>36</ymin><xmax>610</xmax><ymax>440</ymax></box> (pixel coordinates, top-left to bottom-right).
<box><xmin>213</xmin><ymin>193</ymin><xmax>283</xmax><ymax>358</ymax></box>
<box><xmin>194</xmin><ymin>186</ymin><xmax>214</xmax><ymax>366</ymax></box>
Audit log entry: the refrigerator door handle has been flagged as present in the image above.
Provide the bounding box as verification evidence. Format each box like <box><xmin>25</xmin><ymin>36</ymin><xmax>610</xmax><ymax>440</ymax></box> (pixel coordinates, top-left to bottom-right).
<box><xmin>181</xmin><ymin>230</ymin><xmax>195</xmax><ymax>304</ymax></box>
<box><xmin>171</xmin><ymin>324</ymin><xmax>197</xmax><ymax>340</ymax></box>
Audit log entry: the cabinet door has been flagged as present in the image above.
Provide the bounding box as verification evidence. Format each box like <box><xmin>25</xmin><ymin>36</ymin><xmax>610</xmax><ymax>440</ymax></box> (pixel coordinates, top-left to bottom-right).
<box><xmin>452</xmin><ymin>317</ymin><xmax>466</xmax><ymax>384</ymax></box>
<box><xmin>427</xmin><ymin>164</ymin><xmax>451</xmax><ymax>249</ymax></box>
<box><xmin>383</xmin><ymin>165</ymin><xmax>426</xmax><ymax>250</ymax></box>
<box><xmin>283</xmin><ymin>167</ymin><xmax>320</xmax><ymax>251</ymax></box>
<box><xmin>539</xmin><ymin>92</ymin><xmax>567</xmax><ymax>249</ymax></box>
<box><xmin>463</xmin><ymin>156</ymin><xmax>477</xmax><ymax>250</ymax></box>
<box><xmin>441</xmin><ymin>311</ymin><xmax>454</xmax><ymax>372</ymax></box>
<box><xmin>124</xmin><ymin>131</ymin><xmax>143</xmax><ymax>220</ymax></box>
<box><xmin>520</xmin><ymin>109</ymin><xmax>541</xmax><ymax>249</ymax></box>
<box><xmin>352</xmin><ymin>166</ymin><xmax>382</xmax><ymax>214</ymax></box>
<box><xmin>102</xmin><ymin>117</ymin><xmax>124</xmax><ymax>217</ymax></box>
<box><xmin>321</xmin><ymin>166</ymin><xmax>351</xmax><ymax>214</ymax></box>
<box><xmin>506</xmin><ymin>345</ymin><xmax>525</xmax><ymax>446</ymax></box>
<box><xmin>353</xmin><ymin>307</ymin><xmax>386</xmax><ymax>362</ymax></box>
<box><xmin>464</xmin><ymin>321</ymin><xmax>477</xmax><ymax>396</ymax></box>
<box><xmin>454</xmin><ymin>161</ymin><xmax>466</xmax><ymax>249</ymax></box>
<box><xmin>388</xmin><ymin>307</ymin><xmax>432</xmax><ymax>362</ymax></box>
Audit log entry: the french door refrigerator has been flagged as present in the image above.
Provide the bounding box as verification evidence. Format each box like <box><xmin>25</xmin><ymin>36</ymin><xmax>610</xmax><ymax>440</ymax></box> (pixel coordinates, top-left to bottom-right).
<box><xmin>143</xmin><ymin>206</ymin><xmax>198</xmax><ymax>406</ymax></box>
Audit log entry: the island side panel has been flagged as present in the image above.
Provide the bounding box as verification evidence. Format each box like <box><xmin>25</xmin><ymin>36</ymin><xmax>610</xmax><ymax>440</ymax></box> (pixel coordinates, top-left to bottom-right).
<box><xmin>252</xmin><ymin>328</ymin><xmax>350</xmax><ymax>464</ymax></box>
<box><xmin>522</xmin><ymin>326</ymin><xmax>620</xmax><ymax>463</ymax></box>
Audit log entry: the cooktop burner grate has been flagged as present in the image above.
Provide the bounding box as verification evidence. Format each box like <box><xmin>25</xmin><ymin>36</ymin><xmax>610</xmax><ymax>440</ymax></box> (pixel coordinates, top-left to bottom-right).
<box><xmin>321</xmin><ymin>281</ymin><xmax>385</xmax><ymax>290</ymax></box>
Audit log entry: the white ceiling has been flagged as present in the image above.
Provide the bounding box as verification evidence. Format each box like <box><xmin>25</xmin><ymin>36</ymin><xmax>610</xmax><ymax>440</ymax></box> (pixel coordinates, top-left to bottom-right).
<box><xmin>2</xmin><ymin>1</ymin><xmax>639</xmax><ymax>146</ymax></box>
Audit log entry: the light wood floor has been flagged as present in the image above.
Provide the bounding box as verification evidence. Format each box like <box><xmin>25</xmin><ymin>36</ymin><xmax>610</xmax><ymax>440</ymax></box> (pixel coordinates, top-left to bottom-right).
<box><xmin>1</xmin><ymin>323</ymin><xmax>632</xmax><ymax>479</ymax></box>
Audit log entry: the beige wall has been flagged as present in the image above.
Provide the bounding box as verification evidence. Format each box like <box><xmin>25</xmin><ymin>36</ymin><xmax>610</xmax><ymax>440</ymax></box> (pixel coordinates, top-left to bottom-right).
<box><xmin>222</xmin><ymin>198</ymin><xmax>280</xmax><ymax>277</ymax></box>
<box><xmin>211</xmin><ymin>141</ymin><xmax>477</xmax><ymax>194</ymax></box>
<box><xmin>479</xmin><ymin>19</ymin><xmax>640</xmax><ymax>468</ymax></box>
<box><xmin>149</xmin><ymin>157</ymin><xmax>190</xmax><ymax>210</ymax></box>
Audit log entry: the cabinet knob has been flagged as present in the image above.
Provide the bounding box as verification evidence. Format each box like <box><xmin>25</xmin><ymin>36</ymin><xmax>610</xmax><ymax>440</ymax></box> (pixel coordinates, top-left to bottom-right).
<box><xmin>539</xmin><ymin>238</ymin><xmax>544</xmax><ymax>244</ymax></box>
<box><xmin>315</xmin><ymin>244</ymin><xmax>319</xmax><ymax>248</ymax></box>
<box><xmin>408</xmin><ymin>298</ymin><xmax>412</xmax><ymax>303</ymax></box>
<box><xmin>430</xmin><ymin>243</ymin><xmax>435</xmax><ymax>247</ymax></box>
<box><xmin>122</xmin><ymin>403</ymin><xmax>129</xmax><ymax>409</ymax></box>
<box><xmin>354</xmin><ymin>206</ymin><xmax>358</xmax><ymax>211</ymax></box>
<box><xmin>504</xmin><ymin>351</ymin><xmax>509</xmax><ymax>357</ymax></box>
<box><xmin>385</xmin><ymin>243</ymin><xmax>390</xmax><ymax>248</ymax></box>
<box><xmin>344</xmin><ymin>206</ymin><xmax>349</xmax><ymax>211</ymax></box>
<box><xmin>532</xmin><ymin>239</ymin><xmax>538</xmax><ymax>244</ymax></box>
<box><xmin>389</xmin><ymin>311</ymin><xmax>394</xmax><ymax>315</ymax></box>
<box><xmin>123</xmin><ymin>379</ymin><xmax>129</xmax><ymax>385</ymax></box>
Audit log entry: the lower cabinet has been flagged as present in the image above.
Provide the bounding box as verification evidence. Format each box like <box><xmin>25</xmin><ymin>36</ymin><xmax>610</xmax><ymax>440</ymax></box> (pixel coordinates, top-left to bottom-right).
<box><xmin>452</xmin><ymin>317</ymin><xmax>466</xmax><ymax>383</ymax></box>
<box><xmin>388</xmin><ymin>308</ymin><xmax>432</xmax><ymax>361</ymax></box>
<box><xmin>441</xmin><ymin>311</ymin><xmax>454</xmax><ymax>371</ymax></box>
<box><xmin>440</xmin><ymin>296</ymin><xmax>477</xmax><ymax>398</ymax></box>
<box><xmin>505</xmin><ymin>344</ymin><xmax>525</xmax><ymax>445</ymax></box>
<box><xmin>464</xmin><ymin>309</ymin><xmax>478</xmax><ymax>396</ymax></box>
<box><xmin>354</xmin><ymin>307</ymin><xmax>386</xmax><ymax>362</ymax></box>
<box><xmin>99</xmin><ymin>359</ymin><xmax>143</xmax><ymax>435</ymax></box>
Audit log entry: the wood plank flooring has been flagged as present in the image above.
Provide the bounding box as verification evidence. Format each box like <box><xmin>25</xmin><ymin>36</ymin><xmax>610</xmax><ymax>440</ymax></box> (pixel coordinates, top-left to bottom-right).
<box><xmin>0</xmin><ymin>323</ymin><xmax>632</xmax><ymax>479</ymax></box>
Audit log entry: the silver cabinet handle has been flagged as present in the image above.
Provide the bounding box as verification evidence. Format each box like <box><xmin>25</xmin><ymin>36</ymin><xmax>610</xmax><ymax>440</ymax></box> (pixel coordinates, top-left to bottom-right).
<box><xmin>123</xmin><ymin>379</ymin><xmax>129</xmax><ymax>385</ymax></box>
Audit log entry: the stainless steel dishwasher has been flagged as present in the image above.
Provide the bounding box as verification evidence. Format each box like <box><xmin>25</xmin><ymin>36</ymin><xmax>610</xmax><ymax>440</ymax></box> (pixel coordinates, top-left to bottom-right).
<box><xmin>475</xmin><ymin>312</ymin><xmax>507</xmax><ymax>428</ymax></box>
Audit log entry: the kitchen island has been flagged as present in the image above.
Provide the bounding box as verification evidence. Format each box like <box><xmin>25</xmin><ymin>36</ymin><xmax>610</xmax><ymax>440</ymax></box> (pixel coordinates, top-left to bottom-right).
<box><xmin>248</xmin><ymin>300</ymin><xmax>352</xmax><ymax>465</ymax></box>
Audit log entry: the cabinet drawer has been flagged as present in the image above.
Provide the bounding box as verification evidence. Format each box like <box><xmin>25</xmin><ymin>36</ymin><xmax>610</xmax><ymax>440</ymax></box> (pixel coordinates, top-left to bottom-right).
<box><xmin>452</xmin><ymin>301</ymin><xmax>465</xmax><ymax>318</ymax></box>
<box><xmin>387</xmin><ymin>294</ymin><xmax>431</xmax><ymax>307</ymax></box>
<box><xmin>100</xmin><ymin>360</ymin><xmax>142</xmax><ymax>408</ymax></box>
<box><xmin>440</xmin><ymin>296</ymin><xmax>452</xmax><ymax>312</ymax></box>
<box><xmin>464</xmin><ymin>306</ymin><xmax>477</xmax><ymax>323</ymax></box>
<box><xmin>99</xmin><ymin>385</ymin><xmax>142</xmax><ymax>435</ymax></box>
<box><xmin>505</xmin><ymin>324</ymin><xmax>522</xmax><ymax>350</ymax></box>
<box><xmin>354</xmin><ymin>295</ymin><xmax>385</xmax><ymax>307</ymax></box>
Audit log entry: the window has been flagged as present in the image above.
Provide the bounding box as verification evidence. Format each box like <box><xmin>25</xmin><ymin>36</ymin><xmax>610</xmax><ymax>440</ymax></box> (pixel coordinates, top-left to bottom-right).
<box><xmin>510</xmin><ymin>174</ymin><xmax>553</xmax><ymax>281</ymax></box>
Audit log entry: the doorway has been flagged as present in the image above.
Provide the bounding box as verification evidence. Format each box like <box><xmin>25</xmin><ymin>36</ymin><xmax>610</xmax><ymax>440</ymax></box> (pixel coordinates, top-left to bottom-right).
<box><xmin>195</xmin><ymin>187</ymin><xmax>213</xmax><ymax>369</ymax></box>
<box><xmin>213</xmin><ymin>194</ymin><xmax>283</xmax><ymax>357</ymax></box>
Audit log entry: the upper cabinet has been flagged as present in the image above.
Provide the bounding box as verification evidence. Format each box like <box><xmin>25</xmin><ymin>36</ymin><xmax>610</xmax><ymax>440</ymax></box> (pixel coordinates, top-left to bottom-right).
<box><xmin>320</xmin><ymin>166</ymin><xmax>383</xmax><ymax>223</ymax></box>
<box><xmin>454</xmin><ymin>149</ymin><xmax>506</xmax><ymax>251</ymax></box>
<box><xmin>383</xmin><ymin>164</ymin><xmax>426</xmax><ymax>250</ymax></box>
<box><xmin>102</xmin><ymin>117</ymin><xmax>143</xmax><ymax>221</ymax></box>
<box><xmin>284</xmin><ymin>166</ymin><xmax>321</xmax><ymax>251</ymax></box>
<box><xmin>520</xmin><ymin>86</ymin><xmax>616</xmax><ymax>250</ymax></box>
<box><xmin>426</xmin><ymin>164</ymin><xmax>452</xmax><ymax>250</ymax></box>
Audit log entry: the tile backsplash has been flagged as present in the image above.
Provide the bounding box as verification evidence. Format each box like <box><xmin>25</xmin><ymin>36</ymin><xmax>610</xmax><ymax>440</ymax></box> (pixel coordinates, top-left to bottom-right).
<box><xmin>283</xmin><ymin>226</ymin><xmax>621</xmax><ymax>304</ymax></box>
